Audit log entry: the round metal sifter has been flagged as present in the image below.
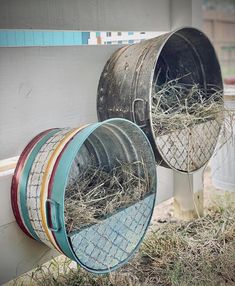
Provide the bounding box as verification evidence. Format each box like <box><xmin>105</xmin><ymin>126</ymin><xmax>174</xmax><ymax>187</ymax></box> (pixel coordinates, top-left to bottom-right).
<box><xmin>97</xmin><ymin>27</ymin><xmax>224</xmax><ymax>172</ymax></box>
<box><xmin>11</xmin><ymin>119</ymin><xmax>157</xmax><ymax>273</ymax></box>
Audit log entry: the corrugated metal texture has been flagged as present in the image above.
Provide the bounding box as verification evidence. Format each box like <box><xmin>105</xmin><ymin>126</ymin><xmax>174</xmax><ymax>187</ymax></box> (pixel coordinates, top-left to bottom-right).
<box><xmin>0</xmin><ymin>30</ymin><xmax>89</xmax><ymax>46</ymax></box>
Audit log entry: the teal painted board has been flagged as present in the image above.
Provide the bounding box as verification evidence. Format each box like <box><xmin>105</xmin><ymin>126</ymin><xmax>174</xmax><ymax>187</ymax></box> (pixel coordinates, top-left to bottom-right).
<box><xmin>82</xmin><ymin>32</ymin><xmax>89</xmax><ymax>44</ymax></box>
<box><xmin>6</xmin><ymin>30</ymin><xmax>16</xmax><ymax>46</ymax></box>
<box><xmin>0</xmin><ymin>30</ymin><xmax>89</xmax><ymax>46</ymax></box>
<box><xmin>42</xmin><ymin>31</ymin><xmax>53</xmax><ymax>45</ymax></box>
<box><xmin>33</xmin><ymin>31</ymin><xmax>44</xmax><ymax>45</ymax></box>
<box><xmin>24</xmin><ymin>31</ymin><xmax>34</xmax><ymax>46</ymax></box>
<box><xmin>0</xmin><ymin>30</ymin><xmax>7</xmax><ymax>46</ymax></box>
<box><xmin>15</xmin><ymin>31</ymin><xmax>25</xmax><ymax>46</ymax></box>
<box><xmin>63</xmin><ymin>31</ymin><xmax>74</xmax><ymax>45</ymax></box>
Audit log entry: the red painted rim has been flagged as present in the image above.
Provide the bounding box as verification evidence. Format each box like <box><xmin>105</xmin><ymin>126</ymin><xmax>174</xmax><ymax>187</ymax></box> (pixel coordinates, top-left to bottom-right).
<box><xmin>11</xmin><ymin>129</ymin><xmax>56</xmax><ymax>238</ymax></box>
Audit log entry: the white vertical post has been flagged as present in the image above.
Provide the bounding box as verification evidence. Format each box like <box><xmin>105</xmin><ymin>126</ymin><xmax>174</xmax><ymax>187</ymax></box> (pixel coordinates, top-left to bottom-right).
<box><xmin>170</xmin><ymin>0</ymin><xmax>204</xmax><ymax>220</ymax></box>
<box><xmin>170</xmin><ymin>0</ymin><xmax>203</xmax><ymax>30</ymax></box>
<box><xmin>173</xmin><ymin>168</ymin><xmax>205</xmax><ymax>220</ymax></box>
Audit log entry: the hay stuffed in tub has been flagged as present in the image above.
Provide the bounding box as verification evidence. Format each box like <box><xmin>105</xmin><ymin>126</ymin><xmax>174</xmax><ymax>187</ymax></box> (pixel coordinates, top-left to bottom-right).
<box><xmin>151</xmin><ymin>74</ymin><xmax>226</xmax><ymax>172</ymax></box>
<box><xmin>64</xmin><ymin>160</ymin><xmax>150</xmax><ymax>234</ymax></box>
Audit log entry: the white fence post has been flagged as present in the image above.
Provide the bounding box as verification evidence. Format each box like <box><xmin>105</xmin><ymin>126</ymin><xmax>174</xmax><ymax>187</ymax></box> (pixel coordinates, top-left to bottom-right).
<box><xmin>173</xmin><ymin>168</ymin><xmax>205</xmax><ymax>220</ymax></box>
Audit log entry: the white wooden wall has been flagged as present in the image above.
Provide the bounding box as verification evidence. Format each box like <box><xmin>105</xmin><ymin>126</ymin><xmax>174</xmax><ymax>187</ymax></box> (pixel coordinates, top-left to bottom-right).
<box><xmin>0</xmin><ymin>0</ymin><xmax>202</xmax><ymax>283</ymax></box>
<box><xmin>0</xmin><ymin>46</ymin><xmax>118</xmax><ymax>159</ymax></box>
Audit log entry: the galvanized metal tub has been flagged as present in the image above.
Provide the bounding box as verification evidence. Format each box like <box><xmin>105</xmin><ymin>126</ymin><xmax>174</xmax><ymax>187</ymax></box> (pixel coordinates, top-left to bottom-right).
<box><xmin>11</xmin><ymin>119</ymin><xmax>157</xmax><ymax>274</ymax></box>
<box><xmin>97</xmin><ymin>27</ymin><xmax>223</xmax><ymax>172</ymax></box>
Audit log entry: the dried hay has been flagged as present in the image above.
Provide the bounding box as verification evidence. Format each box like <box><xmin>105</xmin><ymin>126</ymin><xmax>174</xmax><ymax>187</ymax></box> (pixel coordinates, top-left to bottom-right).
<box><xmin>64</xmin><ymin>160</ymin><xmax>150</xmax><ymax>234</ymax></box>
<box><xmin>151</xmin><ymin>76</ymin><xmax>235</xmax><ymax>172</ymax></box>
<box><xmin>151</xmin><ymin>77</ymin><xmax>225</xmax><ymax>136</ymax></box>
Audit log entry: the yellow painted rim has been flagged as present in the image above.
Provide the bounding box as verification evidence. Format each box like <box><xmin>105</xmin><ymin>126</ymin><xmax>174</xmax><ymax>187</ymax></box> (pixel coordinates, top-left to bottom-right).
<box><xmin>40</xmin><ymin>126</ymin><xmax>87</xmax><ymax>251</ymax></box>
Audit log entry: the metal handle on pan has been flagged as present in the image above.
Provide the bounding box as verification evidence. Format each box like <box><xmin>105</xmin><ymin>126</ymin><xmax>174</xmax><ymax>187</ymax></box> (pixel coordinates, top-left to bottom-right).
<box><xmin>132</xmin><ymin>98</ymin><xmax>147</xmax><ymax>128</ymax></box>
<box><xmin>45</xmin><ymin>199</ymin><xmax>61</xmax><ymax>232</ymax></box>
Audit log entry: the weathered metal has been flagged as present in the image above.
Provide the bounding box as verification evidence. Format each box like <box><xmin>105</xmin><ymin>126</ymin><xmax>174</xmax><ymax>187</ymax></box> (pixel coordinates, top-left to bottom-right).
<box><xmin>11</xmin><ymin>119</ymin><xmax>157</xmax><ymax>274</ymax></box>
<box><xmin>97</xmin><ymin>27</ymin><xmax>223</xmax><ymax>172</ymax></box>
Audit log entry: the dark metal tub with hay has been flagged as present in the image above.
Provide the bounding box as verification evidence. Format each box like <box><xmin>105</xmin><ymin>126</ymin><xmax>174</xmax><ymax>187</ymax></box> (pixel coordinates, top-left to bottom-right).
<box><xmin>11</xmin><ymin>119</ymin><xmax>157</xmax><ymax>274</ymax></box>
<box><xmin>97</xmin><ymin>27</ymin><xmax>224</xmax><ymax>172</ymax></box>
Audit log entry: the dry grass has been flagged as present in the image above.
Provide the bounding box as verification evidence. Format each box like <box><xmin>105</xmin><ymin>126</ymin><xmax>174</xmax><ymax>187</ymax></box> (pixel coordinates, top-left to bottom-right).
<box><xmin>151</xmin><ymin>79</ymin><xmax>225</xmax><ymax>136</ymax></box>
<box><xmin>64</xmin><ymin>161</ymin><xmax>150</xmax><ymax>234</ymax></box>
<box><xmin>139</xmin><ymin>205</ymin><xmax>235</xmax><ymax>285</ymax></box>
<box><xmin>16</xmin><ymin>195</ymin><xmax>235</xmax><ymax>286</ymax></box>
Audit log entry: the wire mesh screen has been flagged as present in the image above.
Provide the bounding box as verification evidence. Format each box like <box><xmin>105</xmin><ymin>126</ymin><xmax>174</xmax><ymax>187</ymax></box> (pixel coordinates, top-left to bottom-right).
<box><xmin>64</xmin><ymin>123</ymin><xmax>156</xmax><ymax>272</ymax></box>
<box><xmin>97</xmin><ymin>28</ymin><xmax>224</xmax><ymax>172</ymax></box>
<box><xmin>13</xmin><ymin>120</ymin><xmax>157</xmax><ymax>274</ymax></box>
<box><xmin>70</xmin><ymin>193</ymin><xmax>154</xmax><ymax>272</ymax></box>
<box><xmin>26</xmin><ymin>129</ymin><xmax>70</xmax><ymax>248</ymax></box>
<box><xmin>151</xmin><ymin>59</ymin><xmax>224</xmax><ymax>172</ymax></box>
<box><xmin>155</xmin><ymin>119</ymin><xmax>221</xmax><ymax>172</ymax></box>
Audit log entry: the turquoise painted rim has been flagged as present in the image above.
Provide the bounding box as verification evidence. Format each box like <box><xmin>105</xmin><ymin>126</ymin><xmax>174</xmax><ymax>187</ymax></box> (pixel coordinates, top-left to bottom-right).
<box><xmin>50</xmin><ymin>118</ymin><xmax>157</xmax><ymax>273</ymax></box>
<box><xmin>19</xmin><ymin>128</ymin><xmax>61</xmax><ymax>240</ymax></box>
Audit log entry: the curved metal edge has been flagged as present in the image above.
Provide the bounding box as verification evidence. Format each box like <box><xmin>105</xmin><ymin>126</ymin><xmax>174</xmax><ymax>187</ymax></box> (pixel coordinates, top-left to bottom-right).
<box><xmin>40</xmin><ymin>127</ymin><xmax>87</xmax><ymax>252</ymax></box>
<box><xmin>47</xmin><ymin>138</ymin><xmax>72</xmax><ymax>255</ymax></box>
<box><xmin>11</xmin><ymin>129</ymin><xmax>57</xmax><ymax>238</ymax></box>
<box><xmin>149</xmin><ymin>27</ymin><xmax>224</xmax><ymax>173</ymax></box>
<box><xmin>50</xmin><ymin>118</ymin><xmax>157</xmax><ymax>274</ymax></box>
<box><xmin>17</xmin><ymin>129</ymin><xmax>61</xmax><ymax>240</ymax></box>
<box><xmin>97</xmin><ymin>27</ymin><xmax>223</xmax><ymax>172</ymax></box>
